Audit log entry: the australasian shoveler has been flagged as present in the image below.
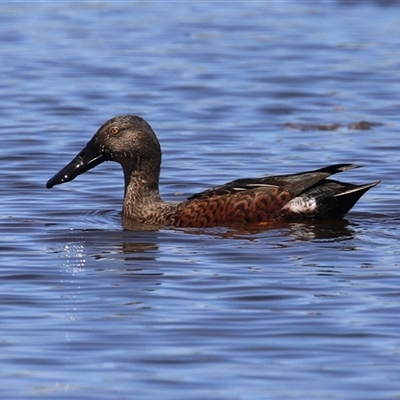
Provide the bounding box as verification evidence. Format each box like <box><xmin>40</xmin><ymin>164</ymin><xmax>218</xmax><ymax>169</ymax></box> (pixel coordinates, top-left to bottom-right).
<box><xmin>46</xmin><ymin>115</ymin><xmax>380</xmax><ymax>228</ymax></box>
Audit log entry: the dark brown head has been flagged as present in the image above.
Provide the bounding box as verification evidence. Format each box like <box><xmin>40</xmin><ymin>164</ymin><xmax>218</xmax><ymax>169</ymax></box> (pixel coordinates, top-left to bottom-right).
<box><xmin>46</xmin><ymin>115</ymin><xmax>162</xmax><ymax>189</ymax></box>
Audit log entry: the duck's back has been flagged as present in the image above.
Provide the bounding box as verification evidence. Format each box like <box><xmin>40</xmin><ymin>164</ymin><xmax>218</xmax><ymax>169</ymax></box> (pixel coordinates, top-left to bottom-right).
<box><xmin>168</xmin><ymin>164</ymin><xmax>380</xmax><ymax>228</ymax></box>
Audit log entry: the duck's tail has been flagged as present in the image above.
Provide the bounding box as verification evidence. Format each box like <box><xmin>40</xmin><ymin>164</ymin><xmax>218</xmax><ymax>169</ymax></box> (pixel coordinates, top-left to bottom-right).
<box><xmin>332</xmin><ymin>180</ymin><xmax>381</xmax><ymax>218</ymax></box>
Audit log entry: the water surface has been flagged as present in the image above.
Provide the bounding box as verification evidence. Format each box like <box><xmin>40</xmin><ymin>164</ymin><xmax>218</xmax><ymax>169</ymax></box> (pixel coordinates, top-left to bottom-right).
<box><xmin>1</xmin><ymin>2</ymin><xmax>399</xmax><ymax>399</ymax></box>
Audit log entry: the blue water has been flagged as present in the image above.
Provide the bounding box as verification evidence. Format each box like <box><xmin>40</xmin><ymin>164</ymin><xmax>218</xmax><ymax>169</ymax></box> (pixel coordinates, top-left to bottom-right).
<box><xmin>1</xmin><ymin>1</ymin><xmax>400</xmax><ymax>399</ymax></box>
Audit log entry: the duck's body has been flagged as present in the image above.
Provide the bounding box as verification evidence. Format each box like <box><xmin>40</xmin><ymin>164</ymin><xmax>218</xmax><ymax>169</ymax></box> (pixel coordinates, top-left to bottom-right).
<box><xmin>46</xmin><ymin>115</ymin><xmax>380</xmax><ymax>228</ymax></box>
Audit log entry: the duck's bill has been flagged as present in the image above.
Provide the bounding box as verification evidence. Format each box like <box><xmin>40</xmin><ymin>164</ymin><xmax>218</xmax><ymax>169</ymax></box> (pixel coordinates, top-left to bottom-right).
<box><xmin>46</xmin><ymin>139</ymin><xmax>107</xmax><ymax>189</ymax></box>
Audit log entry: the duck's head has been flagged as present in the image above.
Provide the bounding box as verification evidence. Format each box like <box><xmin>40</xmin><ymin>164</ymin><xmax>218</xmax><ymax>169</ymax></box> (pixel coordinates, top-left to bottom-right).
<box><xmin>46</xmin><ymin>115</ymin><xmax>161</xmax><ymax>189</ymax></box>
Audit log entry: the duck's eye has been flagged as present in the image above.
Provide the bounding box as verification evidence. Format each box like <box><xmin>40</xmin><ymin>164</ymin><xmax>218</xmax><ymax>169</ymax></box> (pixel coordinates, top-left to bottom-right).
<box><xmin>110</xmin><ymin>127</ymin><xmax>120</xmax><ymax>135</ymax></box>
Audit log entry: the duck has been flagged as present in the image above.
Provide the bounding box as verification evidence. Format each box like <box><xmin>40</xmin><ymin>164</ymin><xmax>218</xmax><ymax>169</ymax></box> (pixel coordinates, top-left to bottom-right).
<box><xmin>46</xmin><ymin>115</ymin><xmax>380</xmax><ymax>228</ymax></box>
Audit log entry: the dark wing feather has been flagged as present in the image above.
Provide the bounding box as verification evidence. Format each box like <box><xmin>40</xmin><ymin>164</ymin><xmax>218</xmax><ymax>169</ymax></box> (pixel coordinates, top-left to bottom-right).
<box><xmin>188</xmin><ymin>163</ymin><xmax>358</xmax><ymax>201</ymax></box>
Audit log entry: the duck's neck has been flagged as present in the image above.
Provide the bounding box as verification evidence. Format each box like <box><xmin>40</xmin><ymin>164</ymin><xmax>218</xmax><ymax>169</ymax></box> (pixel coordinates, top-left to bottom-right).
<box><xmin>121</xmin><ymin>161</ymin><xmax>179</xmax><ymax>226</ymax></box>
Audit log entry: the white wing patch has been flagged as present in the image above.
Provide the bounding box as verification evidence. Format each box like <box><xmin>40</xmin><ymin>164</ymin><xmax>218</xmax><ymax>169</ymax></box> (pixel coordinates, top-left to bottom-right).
<box><xmin>282</xmin><ymin>197</ymin><xmax>317</xmax><ymax>213</ymax></box>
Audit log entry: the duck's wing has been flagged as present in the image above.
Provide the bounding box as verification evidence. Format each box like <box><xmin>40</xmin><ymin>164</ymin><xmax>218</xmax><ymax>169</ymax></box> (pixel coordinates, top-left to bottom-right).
<box><xmin>173</xmin><ymin>164</ymin><xmax>380</xmax><ymax>227</ymax></box>
<box><xmin>188</xmin><ymin>163</ymin><xmax>359</xmax><ymax>201</ymax></box>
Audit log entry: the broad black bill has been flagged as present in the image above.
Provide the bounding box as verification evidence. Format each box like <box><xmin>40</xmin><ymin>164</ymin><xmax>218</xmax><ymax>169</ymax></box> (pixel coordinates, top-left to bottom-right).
<box><xmin>46</xmin><ymin>139</ymin><xmax>107</xmax><ymax>189</ymax></box>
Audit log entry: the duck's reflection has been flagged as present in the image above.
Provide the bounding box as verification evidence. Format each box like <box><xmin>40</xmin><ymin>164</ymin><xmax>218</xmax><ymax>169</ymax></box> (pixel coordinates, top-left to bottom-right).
<box><xmin>58</xmin><ymin>217</ymin><xmax>356</xmax><ymax>272</ymax></box>
<box><xmin>171</xmin><ymin>218</ymin><xmax>356</xmax><ymax>242</ymax></box>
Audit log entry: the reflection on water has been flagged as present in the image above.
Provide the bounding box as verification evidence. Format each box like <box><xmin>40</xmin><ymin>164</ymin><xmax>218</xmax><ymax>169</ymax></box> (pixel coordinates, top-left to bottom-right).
<box><xmin>170</xmin><ymin>218</ymin><xmax>357</xmax><ymax>242</ymax></box>
<box><xmin>1</xmin><ymin>1</ymin><xmax>400</xmax><ymax>399</ymax></box>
